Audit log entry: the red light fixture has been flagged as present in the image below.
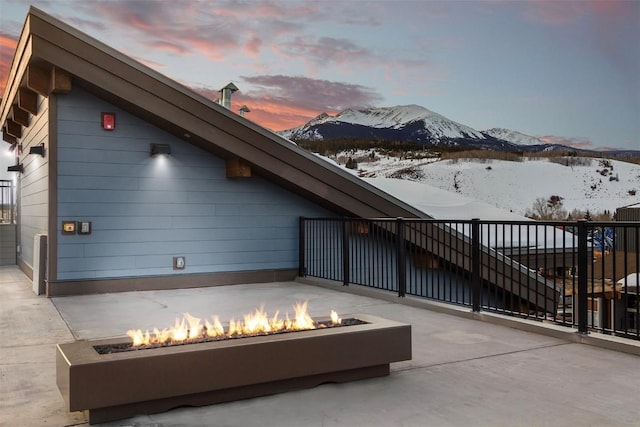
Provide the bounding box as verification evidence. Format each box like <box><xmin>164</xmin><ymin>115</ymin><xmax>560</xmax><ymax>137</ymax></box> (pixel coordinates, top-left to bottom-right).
<box><xmin>101</xmin><ymin>112</ymin><xmax>115</xmax><ymax>130</ymax></box>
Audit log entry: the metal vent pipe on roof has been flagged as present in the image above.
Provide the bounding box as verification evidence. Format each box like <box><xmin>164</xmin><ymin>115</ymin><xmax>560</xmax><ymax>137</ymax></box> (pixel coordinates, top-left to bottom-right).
<box><xmin>219</xmin><ymin>82</ymin><xmax>239</xmax><ymax>109</ymax></box>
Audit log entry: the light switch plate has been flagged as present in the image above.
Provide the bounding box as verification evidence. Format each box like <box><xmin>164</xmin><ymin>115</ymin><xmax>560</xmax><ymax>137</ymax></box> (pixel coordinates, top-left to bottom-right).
<box><xmin>77</xmin><ymin>221</ymin><xmax>92</xmax><ymax>235</ymax></box>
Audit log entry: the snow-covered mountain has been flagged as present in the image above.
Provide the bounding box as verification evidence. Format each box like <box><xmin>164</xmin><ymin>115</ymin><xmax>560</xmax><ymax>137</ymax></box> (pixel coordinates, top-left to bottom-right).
<box><xmin>279</xmin><ymin>105</ymin><xmax>579</xmax><ymax>151</ymax></box>
<box><xmin>482</xmin><ymin>128</ymin><xmax>545</xmax><ymax>146</ymax></box>
<box><xmin>279</xmin><ymin>104</ymin><xmax>509</xmax><ymax>147</ymax></box>
<box><xmin>322</xmin><ymin>105</ymin><xmax>484</xmax><ymax>136</ymax></box>
<box><xmin>279</xmin><ymin>104</ymin><xmax>638</xmax><ymax>154</ymax></box>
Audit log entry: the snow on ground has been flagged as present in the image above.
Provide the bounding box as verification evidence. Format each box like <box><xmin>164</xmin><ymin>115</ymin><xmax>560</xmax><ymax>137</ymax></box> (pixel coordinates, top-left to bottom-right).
<box><xmin>617</xmin><ymin>273</ymin><xmax>640</xmax><ymax>292</ymax></box>
<box><xmin>362</xmin><ymin>177</ymin><xmax>580</xmax><ymax>250</ymax></box>
<box><xmin>315</xmin><ymin>152</ymin><xmax>636</xmax><ymax>249</ymax></box>
<box><xmin>416</xmin><ymin>158</ymin><xmax>639</xmax><ymax>215</ymax></box>
<box><xmin>341</xmin><ymin>153</ymin><xmax>640</xmax><ymax>217</ymax></box>
<box><xmin>321</xmin><ymin>152</ymin><xmax>527</xmax><ymax>220</ymax></box>
<box><xmin>365</xmin><ymin>177</ymin><xmax>528</xmax><ymax>221</ymax></box>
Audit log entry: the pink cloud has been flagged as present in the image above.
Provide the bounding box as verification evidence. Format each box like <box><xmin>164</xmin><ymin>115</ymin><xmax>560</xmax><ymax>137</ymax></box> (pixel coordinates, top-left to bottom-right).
<box><xmin>241</xmin><ymin>75</ymin><xmax>382</xmax><ymax>110</ymax></box>
<box><xmin>67</xmin><ymin>1</ymin><xmax>430</xmax><ymax>80</ymax></box>
<box><xmin>273</xmin><ymin>35</ymin><xmax>429</xmax><ymax>74</ymax></box>
<box><xmin>191</xmin><ymin>75</ymin><xmax>383</xmax><ymax>131</ymax></box>
<box><xmin>75</xmin><ymin>1</ymin><xmax>240</xmax><ymax>60</ymax></box>
<box><xmin>275</xmin><ymin>36</ymin><xmax>372</xmax><ymax>65</ymax></box>
<box><xmin>147</xmin><ymin>41</ymin><xmax>188</xmax><ymax>56</ymax></box>
<box><xmin>244</xmin><ymin>36</ymin><xmax>262</xmax><ymax>57</ymax></box>
<box><xmin>90</xmin><ymin>0</ymin><xmax>177</xmax><ymax>31</ymax></box>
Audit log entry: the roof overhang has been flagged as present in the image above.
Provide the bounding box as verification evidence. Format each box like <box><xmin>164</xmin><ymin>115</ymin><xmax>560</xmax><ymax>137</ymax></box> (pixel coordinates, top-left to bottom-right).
<box><xmin>0</xmin><ymin>7</ymin><xmax>426</xmax><ymax>220</ymax></box>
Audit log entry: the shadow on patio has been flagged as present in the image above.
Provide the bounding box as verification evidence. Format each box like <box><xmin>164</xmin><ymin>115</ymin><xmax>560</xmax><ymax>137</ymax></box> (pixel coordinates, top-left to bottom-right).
<box><xmin>1</xmin><ymin>265</ymin><xmax>639</xmax><ymax>427</ymax></box>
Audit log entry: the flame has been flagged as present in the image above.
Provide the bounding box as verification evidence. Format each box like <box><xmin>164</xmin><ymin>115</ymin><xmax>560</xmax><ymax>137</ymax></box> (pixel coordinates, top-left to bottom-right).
<box><xmin>126</xmin><ymin>301</ymin><xmax>342</xmax><ymax>348</ymax></box>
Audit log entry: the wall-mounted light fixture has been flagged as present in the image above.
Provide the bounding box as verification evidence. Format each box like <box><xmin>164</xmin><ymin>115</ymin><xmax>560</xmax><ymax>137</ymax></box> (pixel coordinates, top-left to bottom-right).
<box><xmin>9</xmin><ymin>142</ymin><xmax>18</xmax><ymax>152</ymax></box>
<box><xmin>150</xmin><ymin>143</ymin><xmax>171</xmax><ymax>156</ymax></box>
<box><xmin>29</xmin><ymin>143</ymin><xmax>45</xmax><ymax>157</ymax></box>
<box><xmin>7</xmin><ymin>163</ymin><xmax>23</xmax><ymax>173</ymax></box>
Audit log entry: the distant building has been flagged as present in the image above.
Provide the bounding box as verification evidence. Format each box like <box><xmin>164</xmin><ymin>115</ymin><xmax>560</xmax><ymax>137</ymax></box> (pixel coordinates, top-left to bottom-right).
<box><xmin>615</xmin><ymin>203</ymin><xmax>640</xmax><ymax>252</ymax></box>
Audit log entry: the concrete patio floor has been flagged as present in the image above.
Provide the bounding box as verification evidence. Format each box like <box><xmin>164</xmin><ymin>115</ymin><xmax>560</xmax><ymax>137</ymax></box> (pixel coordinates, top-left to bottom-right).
<box><xmin>1</xmin><ymin>265</ymin><xmax>639</xmax><ymax>427</ymax></box>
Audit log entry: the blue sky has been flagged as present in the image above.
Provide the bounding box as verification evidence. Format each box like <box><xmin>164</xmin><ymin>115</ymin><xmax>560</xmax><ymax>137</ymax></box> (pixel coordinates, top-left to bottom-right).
<box><xmin>1</xmin><ymin>0</ymin><xmax>639</xmax><ymax>151</ymax></box>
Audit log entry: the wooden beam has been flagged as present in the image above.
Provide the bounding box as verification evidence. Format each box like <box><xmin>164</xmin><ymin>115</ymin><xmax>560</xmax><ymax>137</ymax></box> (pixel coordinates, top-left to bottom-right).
<box><xmin>2</xmin><ymin>131</ymin><xmax>17</xmax><ymax>145</ymax></box>
<box><xmin>10</xmin><ymin>106</ymin><xmax>30</xmax><ymax>127</ymax></box>
<box><xmin>18</xmin><ymin>88</ymin><xmax>38</xmax><ymax>115</ymax></box>
<box><xmin>5</xmin><ymin>119</ymin><xmax>22</xmax><ymax>139</ymax></box>
<box><xmin>226</xmin><ymin>158</ymin><xmax>252</xmax><ymax>178</ymax></box>
<box><xmin>27</xmin><ymin>64</ymin><xmax>51</xmax><ymax>96</ymax></box>
<box><xmin>51</xmin><ymin>67</ymin><xmax>72</xmax><ymax>94</ymax></box>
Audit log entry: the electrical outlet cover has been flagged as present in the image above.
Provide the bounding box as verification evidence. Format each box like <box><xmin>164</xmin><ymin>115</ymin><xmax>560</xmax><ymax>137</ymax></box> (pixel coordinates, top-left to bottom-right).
<box><xmin>173</xmin><ymin>256</ymin><xmax>186</xmax><ymax>270</ymax></box>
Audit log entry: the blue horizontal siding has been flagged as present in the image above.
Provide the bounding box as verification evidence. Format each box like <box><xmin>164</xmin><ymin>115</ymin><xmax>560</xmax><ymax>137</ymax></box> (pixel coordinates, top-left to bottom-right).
<box><xmin>73</xmin><ymin>237</ymin><xmax>296</xmax><ymax>258</ymax></box>
<box><xmin>56</xmin><ymin>89</ymin><xmax>333</xmax><ymax>281</ymax></box>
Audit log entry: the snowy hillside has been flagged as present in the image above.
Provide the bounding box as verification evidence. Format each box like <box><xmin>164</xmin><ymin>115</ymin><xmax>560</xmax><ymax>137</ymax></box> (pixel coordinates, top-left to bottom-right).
<box><xmin>327</xmin><ymin>151</ymin><xmax>640</xmax><ymax>217</ymax></box>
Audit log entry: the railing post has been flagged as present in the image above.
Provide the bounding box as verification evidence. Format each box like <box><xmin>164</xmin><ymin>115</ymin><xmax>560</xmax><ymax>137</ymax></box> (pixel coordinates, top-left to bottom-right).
<box><xmin>397</xmin><ymin>218</ymin><xmax>406</xmax><ymax>297</ymax></box>
<box><xmin>471</xmin><ymin>218</ymin><xmax>481</xmax><ymax>312</ymax></box>
<box><xmin>577</xmin><ymin>219</ymin><xmax>589</xmax><ymax>334</ymax></box>
<box><xmin>342</xmin><ymin>218</ymin><xmax>350</xmax><ymax>287</ymax></box>
<box><xmin>298</xmin><ymin>217</ymin><xmax>306</xmax><ymax>277</ymax></box>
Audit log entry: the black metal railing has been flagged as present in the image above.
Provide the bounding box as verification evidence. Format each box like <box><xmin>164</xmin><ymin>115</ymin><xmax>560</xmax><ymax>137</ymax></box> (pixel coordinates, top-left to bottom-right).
<box><xmin>299</xmin><ymin>217</ymin><xmax>640</xmax><ymax>340</ymax></box>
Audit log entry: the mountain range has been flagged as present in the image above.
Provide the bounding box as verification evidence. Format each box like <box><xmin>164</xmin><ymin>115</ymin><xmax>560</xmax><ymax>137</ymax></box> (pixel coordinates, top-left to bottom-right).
<box><xmin>278</xmin><ymin>105</ymin><xmax>633</xmax><ymax>154</ymax></box>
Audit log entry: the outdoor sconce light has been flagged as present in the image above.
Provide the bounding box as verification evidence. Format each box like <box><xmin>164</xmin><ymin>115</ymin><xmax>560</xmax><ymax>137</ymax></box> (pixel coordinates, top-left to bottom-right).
<box><xmin>9</xmin><ymin>142</ymin><xmax>18</xmax><ymax>152</ymax></box>
<box><xmin>29</xmin><ymin>143</ymin><xmax>45</xmax><ymax>157</ymax></box>
<box><xmin>7</xmin><ymin>163</ymin><xmax>23</xmax><ymax>173</ymax></box>
<box><xmin>150</xmin><ymin>143</ymin><xmax>171</xmax><ymax>156</ymax></box>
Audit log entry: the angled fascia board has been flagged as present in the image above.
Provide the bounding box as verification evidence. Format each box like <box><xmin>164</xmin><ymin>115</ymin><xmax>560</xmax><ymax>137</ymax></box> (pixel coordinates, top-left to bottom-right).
<box><xmin>22</xmin><ymin>7</ymin><xmax>424</xmax><ymax>220</ymax></box>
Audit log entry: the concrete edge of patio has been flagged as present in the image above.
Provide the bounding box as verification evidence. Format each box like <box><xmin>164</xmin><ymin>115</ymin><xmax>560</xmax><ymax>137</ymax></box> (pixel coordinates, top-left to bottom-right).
<box><xmin>296</xmin><ymin>276</ymin><xmax>640</xmax><ymax>357</ymax></box>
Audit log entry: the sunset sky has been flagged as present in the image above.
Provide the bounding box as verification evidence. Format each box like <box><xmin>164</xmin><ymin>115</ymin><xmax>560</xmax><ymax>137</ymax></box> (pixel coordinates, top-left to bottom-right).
<box><xmin>0</xmin><ymin>0</ymin><xmax>638</xmax><ymax>151</ymax></box>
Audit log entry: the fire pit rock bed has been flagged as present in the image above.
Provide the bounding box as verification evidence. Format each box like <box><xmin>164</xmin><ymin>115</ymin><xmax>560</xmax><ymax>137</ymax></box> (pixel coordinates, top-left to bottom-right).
<box><xmin>56</xmin><ymin>314</ymin><xmax>412</xmax><ymax>424</ymax></box>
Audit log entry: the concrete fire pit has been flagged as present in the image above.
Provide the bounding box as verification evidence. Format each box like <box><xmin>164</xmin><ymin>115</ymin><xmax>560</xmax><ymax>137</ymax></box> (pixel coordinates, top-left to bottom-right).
<box><xmin>56</xmin><ymin>313</ymin><xmax>412</xmax><ymax>424</ymax></box>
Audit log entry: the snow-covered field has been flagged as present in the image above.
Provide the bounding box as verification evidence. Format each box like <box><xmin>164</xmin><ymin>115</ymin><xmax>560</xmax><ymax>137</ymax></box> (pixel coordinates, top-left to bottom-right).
<box><xmin>325</xmin><ymin>151</ymin><xmax>640</xmax><ymax>219</ymax></box>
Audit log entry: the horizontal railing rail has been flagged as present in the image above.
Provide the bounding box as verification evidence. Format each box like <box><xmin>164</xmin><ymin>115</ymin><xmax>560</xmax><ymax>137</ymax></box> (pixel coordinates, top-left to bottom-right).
<box><xmin>299</xmin><ymin>217</ymin><xmax>639</xmax><ymax>341</ymax></box>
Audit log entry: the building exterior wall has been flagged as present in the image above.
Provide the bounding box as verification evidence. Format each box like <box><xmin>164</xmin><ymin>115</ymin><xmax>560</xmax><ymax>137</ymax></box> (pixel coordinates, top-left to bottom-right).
<box><xmin>55</xmin><ymin>89</ymin><xmax>333</xmax><ymax>281</ymax></box>
<box><xmin>616</xmin><ymin>205</ymin><xmax>640</xmax><ymax>221</ymax></box>
<box><xmin>0</xmin><ymin>224</ymin><xmax>16</xmax><ymax>265</ymax></box>
<box><xmin>16</xmin><ymin>95</ymin><xmax>50</xmax><ymax>271</ymax></box>
<box><xmin>615</xmin><ymin>205</ymin><xmax>640</xmax><ymax>252</ymax></box>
